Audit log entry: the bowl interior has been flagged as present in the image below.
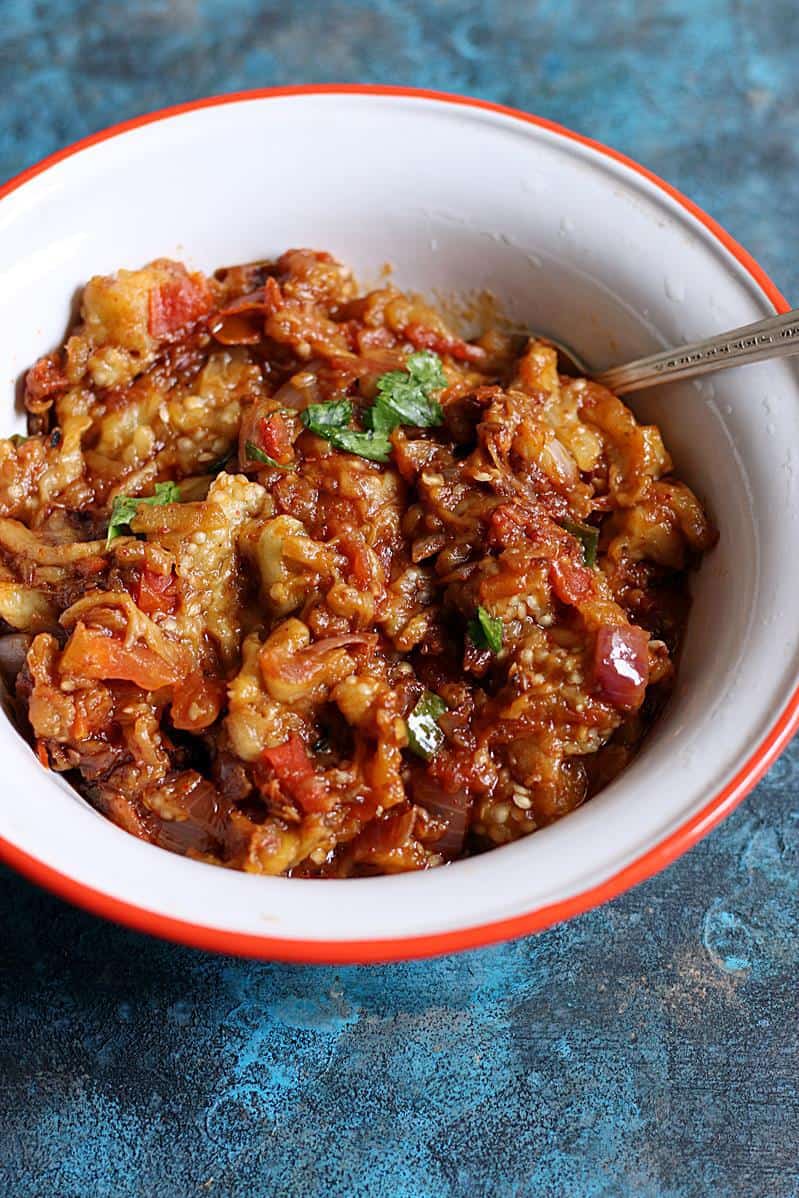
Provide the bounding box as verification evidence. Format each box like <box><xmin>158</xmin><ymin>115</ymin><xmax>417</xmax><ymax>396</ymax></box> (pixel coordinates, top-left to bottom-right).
<box><xmin>1</xmin><ymin>91</ymin><xmax>797</xmax><ymax>953</ymax></box>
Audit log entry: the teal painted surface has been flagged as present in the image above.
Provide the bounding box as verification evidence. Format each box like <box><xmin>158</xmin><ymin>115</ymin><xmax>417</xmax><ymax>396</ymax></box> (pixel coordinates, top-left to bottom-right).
<box><xmin>1</xmin><ymin>2</ymin><xmax>798</xmax><ymax>1195</ymax></box>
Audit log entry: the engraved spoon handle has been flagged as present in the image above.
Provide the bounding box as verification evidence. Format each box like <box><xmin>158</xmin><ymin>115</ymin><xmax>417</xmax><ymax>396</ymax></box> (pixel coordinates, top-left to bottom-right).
<box><xmin>594</xmin><ymin>308</ymin><xmax>799</xmax><ymax>395</ymax></box>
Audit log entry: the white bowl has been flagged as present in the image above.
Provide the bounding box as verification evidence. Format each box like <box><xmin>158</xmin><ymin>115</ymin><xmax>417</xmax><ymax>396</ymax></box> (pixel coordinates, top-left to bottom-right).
<box><xmin>1</xmin><ymin>86</ymin><xmax>797</xmax><ymax>962</ymax></box>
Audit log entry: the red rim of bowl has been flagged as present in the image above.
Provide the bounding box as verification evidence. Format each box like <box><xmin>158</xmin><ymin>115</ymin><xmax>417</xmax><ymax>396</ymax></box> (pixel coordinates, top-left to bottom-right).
<box><xmin>0</xmin><ymin>84</ymin><xmax>794</xmax><ymax>964</ymax></box>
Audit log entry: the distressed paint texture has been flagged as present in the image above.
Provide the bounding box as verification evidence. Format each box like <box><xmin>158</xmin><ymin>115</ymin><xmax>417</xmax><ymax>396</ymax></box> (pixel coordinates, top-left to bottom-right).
<box><xmin>1</xmin><ymin>1</ymin><xmax>798</xmax><ymax>1195</ymax></box>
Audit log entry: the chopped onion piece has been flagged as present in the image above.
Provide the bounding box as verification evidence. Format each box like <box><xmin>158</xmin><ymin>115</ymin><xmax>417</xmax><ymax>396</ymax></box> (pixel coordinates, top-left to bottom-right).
<box><xmin>411</xmin><ymin>768</ymin><xmax>471</xmax><ymax>858</ymax></box>
<box><xmin>592</xmin><ymin>624</ymin><xmax>650</xmax><ymax>711</ymax></box>
<box><xmin>542</xmin><ymin>436</ymin><xmax>579</xmax><ymax>485</ymax></box>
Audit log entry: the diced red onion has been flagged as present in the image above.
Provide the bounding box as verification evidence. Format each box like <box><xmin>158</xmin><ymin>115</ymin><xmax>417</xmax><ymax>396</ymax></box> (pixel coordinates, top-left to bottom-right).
<box><xmin>411</xmin><ymin>768</ymin><xmax>471</xmax><ymax>858</ymax></box>
<box><xmin>217</xmin><ymin>289</ymin><xmax>268</xmax><ymax>317</ymax></box>
<box><xmin>541</xmin><ymin>436</ymin><xmax>579</xmax><ymax>485</ymax></box>
<box><xmin>354</xmin><ymin>808</ymin><xmax>416</xmax><ymax>859</ymax></box>
<box><xmin>153</xmin><ymin>778</ymin><xmax>230</xmax><ymax>856</ymax></box>
<box><xmin>592</xmin><ymin>624</ymin><xmax>650</xmax><ymax>710</ymax></box>
<box><xmin>270</xmin><ymin>378</ymin><xmax>321</xmax><ymax>410</ymax></box>
<box><xmin>299</xmin><ymin>633</ymin><xmax>378</xmax><ymax>658</ymax></box>
<box><xmin>266</xmin><ymin>634</ymin><xmax>378</xmax><ymax>686</ymax></box>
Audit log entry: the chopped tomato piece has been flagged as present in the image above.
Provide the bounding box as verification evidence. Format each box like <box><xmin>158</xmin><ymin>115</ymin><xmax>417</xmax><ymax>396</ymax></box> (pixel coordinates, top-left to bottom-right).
<box><xmin>488</xmin><ymin>502</ymin><xmax>554</xmax><ymax>550</ymax></box>
<box><xmin>136</xmin><ymin>568</ymin><xmax>177</xmax><ymax>616</ymax></box>
<box><xmin>171</xmin><ymin>672</ymin><xmax>225</xmax><ymax>732</ymax></box>
<box><xmin>550</xmin><ymin>558</ymin><xmax>594</xmax><ymax>605</ymax></box>
<box><xmin>24</xmin><ymin>354</ymin><xmax>69</xmax><ymax>410</ymax></box>
<box><xmin>488</xmin><ymin>503</ymin><xmax>530</xmax><ymax>548</ymax></box>
<box><xmin>258</xmin><ymin>412</ymin><xmax>294</xmax><ymax>464</ymax></box>
<box><xmin>60</xmin><ymin>623</ymin><xmax>183</xmax><ymax>690</ymax></box>
<box><xmin>338</xmin><ymin>533</ymin><xmax>375</xmax><ymax>588</ymax></box>
<box><xmin>404</xmin><ymin>322</ymin><xmax>486</xmax><ymax>364</ymax></box>
<box><xmin>263</xmin><ymin>276</ymin><xmax>283</xmax><ymax>316</ymax></box>
<box><xmin>261</xmin><ymin>734</ymin><xmax>331</xmax><ymax>813</ymax></box>
<box><xmin>148</xmin><ymin>273</ymin><xmax>211</xmax><ymax>338</ymax></box>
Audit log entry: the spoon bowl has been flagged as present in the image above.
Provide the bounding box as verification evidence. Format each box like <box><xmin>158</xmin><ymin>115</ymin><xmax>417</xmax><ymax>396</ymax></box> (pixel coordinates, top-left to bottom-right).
<box><xmin>544</xmin><ymin>308</ymin><xmax>799</xmax><ymax>394</ymax></box>
<box><xmin>1</xmin><ymin>87</ymin><xmax>798</xmax><ymax>961</ymax></box>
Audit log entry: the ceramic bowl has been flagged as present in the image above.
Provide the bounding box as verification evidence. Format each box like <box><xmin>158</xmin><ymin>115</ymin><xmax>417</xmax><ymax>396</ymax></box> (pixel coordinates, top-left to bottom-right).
<box><xmin>1</xmin><ymin>87</ymin><xmax>797</xmax><ymax>962</ymax></box>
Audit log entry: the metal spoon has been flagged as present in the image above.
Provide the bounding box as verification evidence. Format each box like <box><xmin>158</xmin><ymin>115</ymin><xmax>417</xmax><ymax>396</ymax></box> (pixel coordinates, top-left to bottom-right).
<box><xmin>544</xmin><ymin>308</ymin><xmax>799</xmax><ymax>394</ymax></box>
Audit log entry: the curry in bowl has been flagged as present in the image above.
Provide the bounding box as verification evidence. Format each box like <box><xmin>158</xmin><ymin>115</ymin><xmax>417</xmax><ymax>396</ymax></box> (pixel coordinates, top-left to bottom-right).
<box><xmin>2</xmin><ymin>249</ymin><xmax>715</xmax><ymax>876</ymax></box>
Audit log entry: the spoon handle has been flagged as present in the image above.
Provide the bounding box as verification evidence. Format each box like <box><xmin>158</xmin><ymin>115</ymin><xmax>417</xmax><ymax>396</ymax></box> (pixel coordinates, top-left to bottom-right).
<box><xmin>595</xmin><ymin>308</ymin><xmax>799</xmax><ymax>395</ymax></box>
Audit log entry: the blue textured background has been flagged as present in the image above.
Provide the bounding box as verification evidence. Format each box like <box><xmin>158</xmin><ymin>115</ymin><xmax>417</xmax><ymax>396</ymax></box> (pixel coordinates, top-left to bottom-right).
<box><xmin>1</xmin><ymin>3</ymin><xmax>798</xmax><ymax>1195</ymax></box>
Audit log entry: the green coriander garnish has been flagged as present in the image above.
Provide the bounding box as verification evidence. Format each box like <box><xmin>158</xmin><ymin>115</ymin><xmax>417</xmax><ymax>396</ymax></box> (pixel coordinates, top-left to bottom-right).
<box><xmin>406</xmin><ymin>691</ymin><xmax>448</xmax><ymax>760</ymax></box>
<box><xmin>301</xmin><ymin>399</ymin><xmax>353</xmax><ymax>431</ymax></box>
<box><xmin>106</xmin><ymin>481</ymin><xmax>182</xmax><ymax>545</ymax></box>
<box><xmin>467</xmin><ymin>606</ymin><xmax>504</xmax><ymax>654</ymax></box>
<box><xmin>207</xmin><ymin>448</ymin><xmax>235</xmax><ymax>475</ymax></box>
<box><xmin>299</xmin><ymin>351</ymin><xmax>445</xmax><ymax>464</ymax></box>
<box><xmin>321</xmin><ymin>428</ymin><xmax>392</xmax><ymax>462</ymax></box>
<box><xmin>560</xmin><ymin>519</ymin><xmax>599</xmax><ymax>567</ymax></box>
<box><xmin>367</xmin><ymin>350</ymin><xmax>446</xmax><ymax>433</ymax></box>
<box><xmin>301</xmin><ymin>401</ymin><xmax>392</xmax><ymax>463</ymax></box>
<box><xmin>245</xmin><ymin>440</ymin><xmax>294</xmax><ymax>469</ymax></box>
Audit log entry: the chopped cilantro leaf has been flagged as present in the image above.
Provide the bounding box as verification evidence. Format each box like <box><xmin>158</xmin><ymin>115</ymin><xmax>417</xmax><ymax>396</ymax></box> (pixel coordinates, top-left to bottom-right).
<box><xmin>406</xmin><ymin>691</ymin><xmax>448</xmax><ymax>760</ymax></box>
<box><xmin>106</xmin><ymin>496</ymin><xmax>139</xmax><ymax>543</ymax></box>
<box><xmin>301</xmin><ymin>401</ymin><xmax>391</xmax><ymax>462</ymax></box>
<box><xmin>368</xmin><ymin>350</ymin><xmax>446</xmax><ymax>433</ymax></box>
<box><xmin>150</xmin><ymin>481</ymin><xmax>181</xmax><ymax>504</ymax></box>
<box><xmin>467</xmin><ymin>606</ymin><xmax>504</xmax><ymax>654</ymax></box>
<box><xmin>207</xmin><ymin>448</ymin><xmax>235</xmax><ymax>475</ymax></box>
<box><xmin>560</xmin><ymin>519</ymin><xmax>599</xmax><ymax>567</ymax></box>
<box><xmin>106</xmin><ymin>481</ymin><xmax>182</xmax><ymax>545</ymax></box>
<box><xmin>325</xmin><ymin>428</ymin><xmax>391</xmax><ymax>462</ymax></box>
<box><xmin>245</xmin><ymin>440</ymin><xmax>294</xmax><ymax>469</ymax></box>
<box><xmin>298</xmin><ymin>354</ymin><xmax>444</xmax><ymax>464</ymax></box>
<box><xmin>301</xmin><ymin>401</ymin><xmax>353</xmax><ymax>433</ymax></box>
